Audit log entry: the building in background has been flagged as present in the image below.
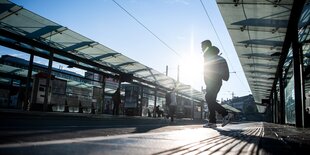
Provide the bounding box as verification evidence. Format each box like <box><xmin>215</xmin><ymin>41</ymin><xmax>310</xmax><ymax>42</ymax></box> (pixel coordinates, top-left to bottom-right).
<box><xmin>222</xmin><ymin>95</ymin><xmax>266</xmax><ymax>122</ymax></box>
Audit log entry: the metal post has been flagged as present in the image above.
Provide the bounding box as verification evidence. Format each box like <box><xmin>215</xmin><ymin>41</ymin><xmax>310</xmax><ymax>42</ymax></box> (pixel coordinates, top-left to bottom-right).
<box><xmin>118</xmin><ymin>75</ymin><xmax>122</xmax><ymax>115</ymax></box>
<box><xmin>291</xmin><ymin>0</ymin><xmax>307</xmax><ymax>128</ymax></box>
<box><xmin>189</xmin><ymin>88</ymin><xmax>194</xmax><ymax>120</ymax></box>
<box><xmin>139</xmin><ymin>86</ymin><xmax>144</xmax><ymax>116</ymax></box>
<box><xmin>274</xmin><ymin>92</ymin><xmax>278</xmax><ymax>124</ymax></box>
<box><xmin>101</xmin><ymin>76</ymin><xmax>106</xmax><ymax>114</ymax></box>
<box><xmin>279</xmin><ymin>69</ymin><xmax>285</xmax><ymax>124</ymax></box>
<box><xmin>154</xmin><ymin>89</ymin><xmax>157</xmax><ymax>117</ymax></box>
<box><xmin>43</xmin><ymin>51</ymin><xmax>53</xmax><ymax>111</ymax></box>
<box><xmin>191</xmin><ymin>97</ymin><xmax>194</xmax><ymax>120</ymax></box>
<box><xmin>292</xmin><ymin>41</ymin><xmax>304</xmax><ymax>127</ymax></box>
<box><xmin>24</xmin><ymin>54</ymin><xmax>34</xmax><ymax>111</ymax></box>
<box><xmin>272</xmin><ymin>98</ymin><xmax>275</xmax><ymax>123</ymax></box>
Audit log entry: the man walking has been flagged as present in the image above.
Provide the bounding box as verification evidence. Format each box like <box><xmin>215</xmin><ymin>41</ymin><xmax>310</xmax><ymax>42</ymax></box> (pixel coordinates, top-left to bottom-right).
<box><xmin>169</xmin><ymin>88</ymin><xmax>177</xmax><ymax>123</ymax></box>
<box><xmin>202</xmin><ymin>40</ymin><xmax>233</xmax><ymax>128</ymax></box>
<box><xmin>165</xmin><ymin>88</ymin><xmax>177</xmax><ymax>123</ymax></box>
<box><xmin>112</xmin><ymin>88</ymin><xmax>121</xmax><ymax>115</ymax></box>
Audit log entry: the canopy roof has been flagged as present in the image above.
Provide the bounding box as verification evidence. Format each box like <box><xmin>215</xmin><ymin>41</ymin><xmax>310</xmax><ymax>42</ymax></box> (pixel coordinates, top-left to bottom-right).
<box><xmin>217</xmin><ymin>0</ymin><xmax>294</xmax><ymax>103</ymax></box>
<box><xmin>0</xmin><ymin>0</ymin><xmax>204</xmax><ymax>101</ymax></box>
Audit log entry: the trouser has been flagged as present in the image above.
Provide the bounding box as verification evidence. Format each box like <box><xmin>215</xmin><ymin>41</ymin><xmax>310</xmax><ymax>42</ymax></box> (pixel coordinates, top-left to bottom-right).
<box><xmin>113</xmin><ymin>104</ymin><xmax>119</xmax><ymax>115</ymax></box>
<box><xmin>169</xmin><ymin>105</ymin><xmax>177</xmax><ymax>122</ymax></box>
<box><xmin>205</xmin><ymin>81</ymin><xmax>227</xmax><ymax>123</ymax></box>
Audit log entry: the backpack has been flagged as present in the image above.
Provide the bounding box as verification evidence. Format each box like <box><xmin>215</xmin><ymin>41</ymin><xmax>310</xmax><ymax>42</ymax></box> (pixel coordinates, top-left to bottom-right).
<box><xmin>165</xmin><ymin>92</ymin><xmax>171</xmax><ymax>105</ymax></box>
<box><xmin>218</xmin><ymin>56</ymin><xmax>229</xmax><ymax>81</ymax></box>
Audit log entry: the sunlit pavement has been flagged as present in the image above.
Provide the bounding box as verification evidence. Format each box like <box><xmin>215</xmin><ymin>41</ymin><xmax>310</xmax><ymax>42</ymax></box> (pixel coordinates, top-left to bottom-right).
<box><xmin>1</xmin><ymin>109</ymin><xmax>310</xmax><ymax>154</ymax></box>
<box><xmin>0</xmin><ymin>122</ymin><xmax>267</xmax><ymax>155</ymax></box>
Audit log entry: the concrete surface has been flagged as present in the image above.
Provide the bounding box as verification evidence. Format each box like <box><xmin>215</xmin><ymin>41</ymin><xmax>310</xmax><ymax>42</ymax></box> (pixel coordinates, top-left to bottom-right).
<box><xmin>0</xmin><ymin>109</ymin><xmax>309</xmax><ymax>155</ymax></box>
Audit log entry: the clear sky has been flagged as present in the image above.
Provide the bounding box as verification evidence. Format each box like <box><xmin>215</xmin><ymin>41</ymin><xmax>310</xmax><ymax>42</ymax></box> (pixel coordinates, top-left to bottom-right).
<box><xmin>5</xmin><ymin>0</ymin><xmax>251</xmax><ymax>101</ymax></box>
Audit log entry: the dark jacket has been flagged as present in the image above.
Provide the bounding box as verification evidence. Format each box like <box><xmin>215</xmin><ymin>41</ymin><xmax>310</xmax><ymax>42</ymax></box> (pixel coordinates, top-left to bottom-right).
<box><xmin>204</xmin><ymin>55</ymin><xmax>229</xmax><ymax>86</ymax></box>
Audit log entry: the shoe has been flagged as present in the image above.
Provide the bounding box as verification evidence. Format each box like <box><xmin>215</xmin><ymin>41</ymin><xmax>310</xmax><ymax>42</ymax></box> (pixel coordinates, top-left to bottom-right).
<box><xmin>203</xmin><ymin>123</ymin><xmax>217</xmax><ymax>128</ymax></box>
<box><xmin>222</xmin><ymin>113</ymin><xmax>233</xmax><ymax>127</ymax></box>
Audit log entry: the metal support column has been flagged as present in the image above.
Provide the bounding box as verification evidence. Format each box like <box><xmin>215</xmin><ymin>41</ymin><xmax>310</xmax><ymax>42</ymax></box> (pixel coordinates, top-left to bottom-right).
<box><xmin>271</xmin><ymin>93</ymin><xmax>274</xmax><ymax>123</ymax></box>
<box><xmin>43</xmin><ymin>51</ymin><xmax>53</xmax><ymax>111</ymax></box>
<box><xmin>279</xmin><ymin>69</ymin><xmax>286</xmax><ymax>124</ymax></box>
<box><xmin>118</xmin><ymin>76</ymin><xmax>121</xmax><ymax>115</ymax></box>
<box><xmin>291</xmin><ymin>0</ymin><xmax>305</xmax><ymax>126</ymax></box>
<box><xmin>24</xmin><ymin>54</ymin><xmax>34</xmax><ymax>111</ymax></box>
<box><xmin>153</xmin><ymin>89</ymin><xmax>157</xmax><ymax>117</ymax></box>
<box><xmin>286</xmin><ymin>0</ymin><xmax>306</xmax><ymax>127</ymax></box>
<box><xmin>271</xmin><ymin>0</ymin><xmax>306</xmax><ymax>126</ymax></box>
<box><xmin>101</xmin><ymin>76</ymin><xmax>106</xmax><ymax>114</ymax></box>
<box><xmin>139</xmin><ymin>86</ymin><xmax>144</xmax><ymax>116</ymax></box>
<box><xmin>293</xmin><ymin>41</ymin><xmax>304</xmax><ymax>127</ymax></box>
<box><xmin>273</xmin><ymin>92</ymin><xmax>278</xmax><ymax>124</ymax></box>
<box><xmin>191</xmin><ymin>91</ymin><xmax>194</xmax><ymax>120</ymax></box>
<box><xmin>200</xmin><ymin>101</ymin><xmax>204</xmax><ymax>120</ymax></box>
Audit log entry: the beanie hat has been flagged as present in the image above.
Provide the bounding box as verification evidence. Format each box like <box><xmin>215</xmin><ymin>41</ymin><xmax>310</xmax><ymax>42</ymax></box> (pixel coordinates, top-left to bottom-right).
<box><xmin>201</xmin><ymin>40</ymin><xmax>212</xmax><ymax>47</ymax></box>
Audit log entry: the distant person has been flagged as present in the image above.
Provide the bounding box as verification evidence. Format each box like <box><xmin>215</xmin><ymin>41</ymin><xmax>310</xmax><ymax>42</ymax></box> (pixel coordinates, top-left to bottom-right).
<box><xmin>165</xmin><ymin>91</ymin><xmax>171</xmax><ymax>119</ymax></box>
<box><xmin>202</xmin><ymin>40</ymin><xmax>233</xmax><ymax>128</ymax></box>
<box><xmin>112</xmin><ymin>88</ymin><xmax>121</xmax><ymax>115</ymax></box>
<box><xmin>155</xmin><ymin>105</ymin><xmax>164</xmax><ymax>117</ymax></box>
<box><xmin>168</xmin><ymin>88</ymin><xmax>177</xmax><ymax>123</ymax></box>
<box><xmin>105</xmin><ymin>100</ymin><xmax>111</xmax><ymax>114</ymax></box>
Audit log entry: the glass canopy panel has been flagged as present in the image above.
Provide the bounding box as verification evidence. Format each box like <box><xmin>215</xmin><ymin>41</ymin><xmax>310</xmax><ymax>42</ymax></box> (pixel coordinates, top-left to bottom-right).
<box><xmin>0</xmin><ymin>0</ymin><xmax>205</xmax><ymax>102</ymax></box>
<box><xmin>79</xmin><ymin>44</ymin><xmax>111</xmax><ymax>56</ymax></box>
<box><xmin>217</xmin><ymin>0</ymin><xmax>293</xmax><ymax>103</ymax></box>
<box><xmin>122</xmin><ymin>63</ymin><xmax>146</xmax><ymax>74</ymax></box>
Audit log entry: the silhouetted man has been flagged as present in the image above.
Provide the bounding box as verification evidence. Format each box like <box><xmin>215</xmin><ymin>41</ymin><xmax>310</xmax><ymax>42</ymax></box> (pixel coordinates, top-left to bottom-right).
<box><xmin>202</xmin><ymin>40</ymin><xmax>233</xmax><ymax>128</ymax></box>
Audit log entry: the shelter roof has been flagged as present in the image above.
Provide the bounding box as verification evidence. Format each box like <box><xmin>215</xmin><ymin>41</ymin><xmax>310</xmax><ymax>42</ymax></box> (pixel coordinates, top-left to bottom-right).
<box><xmin>217</xmin><ymin>0</ymin><xmax>294</xmax><ymax>103</ymax></box>
<box><xmin>0</xmin><ymin>0</ymin><xmax>204</xmax><ymax>101</ymax></box>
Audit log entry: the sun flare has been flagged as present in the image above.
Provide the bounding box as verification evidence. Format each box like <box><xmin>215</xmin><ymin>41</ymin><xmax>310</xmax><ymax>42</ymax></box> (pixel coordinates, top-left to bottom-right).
<box><xmin>179</xmin><ymin>53</ymin><xmax>204</xmax><ymax>87</ymax></box>
<box><xmin>176</xmin><ymin>32</ymin><xmax>204</xmax><ymax>90</ymax></box>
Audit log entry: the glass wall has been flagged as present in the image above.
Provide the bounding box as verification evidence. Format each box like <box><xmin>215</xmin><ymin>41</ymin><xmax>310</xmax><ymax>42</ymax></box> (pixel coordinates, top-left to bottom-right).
<box><xmin>283</xmin><ymin>49</ymin><xmax>295</xmax><ymax>124</ymax></box>
<box><xmin>304</xmin><ymin>43</ymin><xmax>310</xmax><ymax>116</ymax></box>
<box><xmin>299</xmin><ymin>2</ymin><xmax>310</xmax><ymax>126</ymax></box>
<box><xmin>0</xmin><ymin>46</ymin><xmax>107</xmax><ymax>113</ymax></box>
<box><xmin>284</xmin><ymin>70</ymin><xmax>295</xmax><ymax>124</ymax></box>
<box><xmin>0</xmin><ymin>47</ymin><xmax>198</xmax><ymax>118</ymax></box>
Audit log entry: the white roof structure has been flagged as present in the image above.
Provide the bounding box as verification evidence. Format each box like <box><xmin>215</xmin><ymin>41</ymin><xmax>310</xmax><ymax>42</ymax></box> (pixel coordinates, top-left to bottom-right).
<box><xmin>217</xmin><ymin>0</ymin><xmax>294</xmax><ymax>103</ymax></box>
<box><xmin>0</xmin><ymin>0</ymin><xmax>204</xmax><ymax>101</ymax></box>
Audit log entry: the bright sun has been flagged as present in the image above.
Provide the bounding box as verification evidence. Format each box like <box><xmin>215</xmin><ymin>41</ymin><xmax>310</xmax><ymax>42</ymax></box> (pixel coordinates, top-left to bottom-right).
<box><xmin>179</xmin><ymin>53</ymin><xmax>204</xmax><ymax>89</ymax></box>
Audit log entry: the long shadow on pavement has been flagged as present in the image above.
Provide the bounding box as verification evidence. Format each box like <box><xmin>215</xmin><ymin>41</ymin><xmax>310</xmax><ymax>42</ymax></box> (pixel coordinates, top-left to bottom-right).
<box><xmin>153</xmin><ymin>123</ymin><xmax>310</xmax><ymax>155</ymax></box>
